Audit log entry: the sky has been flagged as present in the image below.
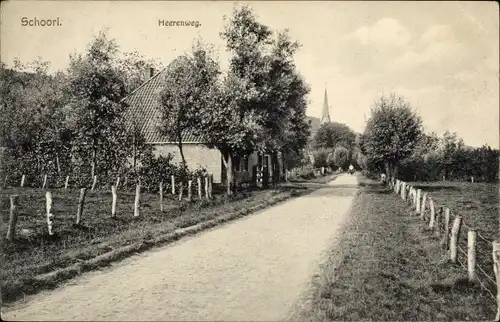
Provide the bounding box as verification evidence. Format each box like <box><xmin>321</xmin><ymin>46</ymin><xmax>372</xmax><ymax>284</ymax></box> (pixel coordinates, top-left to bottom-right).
<box><xmin>1</xmin><ymin>1</ymin><xmax>498</xmax><ymax>148</ymax></box>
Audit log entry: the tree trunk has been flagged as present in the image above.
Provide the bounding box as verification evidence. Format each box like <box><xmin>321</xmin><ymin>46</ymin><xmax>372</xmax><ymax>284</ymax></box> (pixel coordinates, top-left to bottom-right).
<box><xmin>177</xmin><ymin>139</ymin><xmax>186</xmax><ymax>165</ymax></box>
<box><xmin>221</xmin><ymin>151</ymin><xmax>233</xmax><ymax>196</ymax></box>
<box><xmin>91</xmin><ymin>147</ymin><xmax>96</xmax><ymax>179</ymax></box>
<box><xmin>132</xmin><ymin>131</ymin><xmax>137</xmax><ymax>172</ymax></box>
<box><xmin>55</xmin><ymin>152</ymin><xmax>61</xmax><ymax>174</ymax></box>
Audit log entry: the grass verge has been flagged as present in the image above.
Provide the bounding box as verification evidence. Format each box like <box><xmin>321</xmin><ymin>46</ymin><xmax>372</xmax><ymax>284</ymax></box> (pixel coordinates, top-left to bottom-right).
<box><xmin>1</xmin><ymin>176</ymin><xmax>333</xmax><ymax>305</ymax></box>
<box><xmin>292</xmin><ymin>175</ymin><xmax>497</xmax><ymax>321</ymax></box>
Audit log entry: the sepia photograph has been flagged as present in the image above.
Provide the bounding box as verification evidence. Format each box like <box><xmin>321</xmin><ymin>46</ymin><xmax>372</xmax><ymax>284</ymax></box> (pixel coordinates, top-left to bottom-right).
<box><xmin>1</xmin><ymin>1</ymin><xmax>499</xmax><ymax>321</ymax></box>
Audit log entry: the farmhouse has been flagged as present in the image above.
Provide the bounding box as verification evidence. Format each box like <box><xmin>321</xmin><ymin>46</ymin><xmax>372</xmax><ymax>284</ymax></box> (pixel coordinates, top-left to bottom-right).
<box><xmin>123</xmin><ymin>68</ymin><xmax>282</xmax><ymax>184</ymax></box>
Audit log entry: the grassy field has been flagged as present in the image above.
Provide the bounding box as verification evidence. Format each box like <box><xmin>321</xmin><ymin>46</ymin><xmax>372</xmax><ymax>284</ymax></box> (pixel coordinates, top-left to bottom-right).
<box><xmin>293</xmin><ymin>176</ymin><xmax>498</xmax><ymax>321</ymax></box>
<box><xmin>0</xmin><ymin>179</ymin><xmax>325</xmax><ymax>304</ymax></box>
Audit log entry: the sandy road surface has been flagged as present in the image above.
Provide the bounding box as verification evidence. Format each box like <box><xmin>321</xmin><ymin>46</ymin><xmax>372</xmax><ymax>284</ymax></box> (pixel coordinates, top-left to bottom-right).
<box><xmin>3</xmin><ymin>174</ymin><xmax>358</xmax><ymax>321</ymax></box>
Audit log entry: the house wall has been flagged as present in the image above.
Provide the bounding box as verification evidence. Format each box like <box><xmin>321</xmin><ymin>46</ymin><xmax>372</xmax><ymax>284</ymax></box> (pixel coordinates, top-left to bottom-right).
<box><xmin>151</xmin><ymin>143</ymin><xmax>223</xmax><ymax>183</ymax></box>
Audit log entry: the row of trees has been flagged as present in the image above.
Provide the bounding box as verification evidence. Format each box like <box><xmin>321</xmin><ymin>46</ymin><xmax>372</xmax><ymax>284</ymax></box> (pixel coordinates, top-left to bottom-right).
<box><xmin>358</xmin><ymin>94</ymin><xmax>499</xmax><ymax>182</ymax></box>
<box><xmin>1</xmin><ymin>5</ymin><xmax>311</xmax><ymax>195</ymax></box>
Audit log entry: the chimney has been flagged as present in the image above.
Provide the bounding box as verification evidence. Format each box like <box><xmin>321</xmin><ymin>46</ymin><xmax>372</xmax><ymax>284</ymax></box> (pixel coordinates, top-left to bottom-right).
<box><xmin>145</xmin><ymin>67</ymin><xmax>155</xmax><ymax>80</ymax></box>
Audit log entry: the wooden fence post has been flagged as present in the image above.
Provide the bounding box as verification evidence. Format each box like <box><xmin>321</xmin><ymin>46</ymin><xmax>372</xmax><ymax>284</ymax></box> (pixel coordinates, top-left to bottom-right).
<box><xmin>111</xmin><ymin>185</ymin><xmax>117</xmax><ymax>218</ymax></box>
<box><xmin>159</xmin><ymin>181</ymin><xmax>164</xmax><ymax>212</ymax></box>
<box><xmin>188</xmin><ymin>180</ymin><xmax>192</xmax><ymax>201</ymax></box>
<box><xmin>46</xmin><ymin>191</ymin><xmax>54</xmax><ymax>235</ymax></box>
<box><xmin>428</xmin><ymin>197</ymin><xmax>436</xmax><ymax>228</ymax></box>
<box><xmin>6</xmin><ymin>195</ymin><xmax>19</xmax><ymax>241</ymax></box>
<box><xmin>64</xmin><ymin>176</ymin><xmax>70</xmax><ymax>190</ymax></box>
<box><xmin>179</xmin><ymin>182</ymin><xmax>184</xmax><ymax>201</ymax></box>
<box><xmin>134</xmin><ymin>184</ymin><xmax>140</xmax><ymax>217</ymax></box>
<box><xmin>442</xmin><ymin>208</ymin><xmax>450</xmax><ymax>248</ymax></box>
<box><xmin>76</xmin><ymin>188</ymin><xmax>86</xmax><ymax>225</ymax></box>
<box><xmin>492</xmin><ymin>240</ymin><xmax>500</xmax><ymax>321</ymax></box>
<box><xmin>91</xmin><ymin>175</ymin><xmax>97</xmax><ymax>191</ymax></box>
<box><xmin>421</xmin><ymin>193</ymin><xmax>427</xmax><ymax>220</ymax></box>
<box><xmin>171</xmin><ymin>175</ymin><xmax>175</xmax><ymax>195</ymax></box>
<box><xmin>467</xmin><ymin>230</ymin><xmax>476</xmax><ymax>281</ymax></box>
<box><xmin>42</xmin><ymin>174</ymin><xmax>48</xmax><ymax>189</ymax></box>
<box><xmin>197</xmin><ymin>177</ymin><xmax>202</xmax><ymax>199</ymax></box>
<box><xmin>20</xmin><ymin>174</ymin><xmax>25</xmax><ymax>187</ymax></box>
<box><xmin>205</xmin><ymin>175</ymin><xmax>209</xmax><ymax>200</ymax></box>
<box><xmin>450</xmin><ymin>216</ymin><xmax>462</xmax><ymax>263</ymax></box>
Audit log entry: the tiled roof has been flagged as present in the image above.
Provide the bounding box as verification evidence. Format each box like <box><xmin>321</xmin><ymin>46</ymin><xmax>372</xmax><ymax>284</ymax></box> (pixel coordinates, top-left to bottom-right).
<box><xmin>122</xmin><ymin>68</ymin><xmax>204</xmax><ymax>144</ymax></box>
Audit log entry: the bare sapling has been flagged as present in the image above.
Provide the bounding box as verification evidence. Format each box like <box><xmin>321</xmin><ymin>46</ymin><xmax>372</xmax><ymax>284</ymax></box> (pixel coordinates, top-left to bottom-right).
<box><xmin>91</xmin><ymin>175</ymin><xmax>97</xmax><ymax>191</ymax></box>
<box><xmin>64</xmin><ymin>175</ymin><xmax>70</xmax><ymax>190</ymax></box>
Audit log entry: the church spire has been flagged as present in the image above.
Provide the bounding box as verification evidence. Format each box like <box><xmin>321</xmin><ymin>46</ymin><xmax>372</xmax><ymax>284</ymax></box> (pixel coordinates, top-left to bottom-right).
<box><xmin>320</xmin><ymin>84</ymin><xmax>331</xmax><ymax>124</ymax></box>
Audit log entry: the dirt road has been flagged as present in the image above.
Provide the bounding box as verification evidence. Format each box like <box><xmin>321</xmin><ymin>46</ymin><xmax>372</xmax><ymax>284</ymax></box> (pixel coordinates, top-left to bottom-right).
<box><xmin>3</xmin><ymin>174</ymin><xmax>358</xmax><ymax>321</ymax></box>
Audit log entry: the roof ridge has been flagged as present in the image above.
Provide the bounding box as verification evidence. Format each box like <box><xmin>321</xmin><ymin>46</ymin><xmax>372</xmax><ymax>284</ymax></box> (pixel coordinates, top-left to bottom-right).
<box><xmin>121</xmin><ymin>67</ymin><xmax>167</xmax><ymax>103</ymax></box>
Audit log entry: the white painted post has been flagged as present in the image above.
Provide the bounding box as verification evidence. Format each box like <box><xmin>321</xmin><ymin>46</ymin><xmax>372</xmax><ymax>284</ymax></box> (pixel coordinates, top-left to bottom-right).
<box><xmin>401</xmin><ymin>182</ymin><xmax>406</xmax><ymax>200</ymax></box>
<box><xmin>188</xmin><ymin>180</ymin><xmax>192</xmax><ymax>201</ymax></box>
<box><xmin>442</xmin><ymin>208</ymin><xmax>450</xmax><ymax>248</ymax></box>
<box><xmin>64</xmin><ymin>175</ymin><xmax>70</xmax><ymax>190</ymax></box>
<box><xmin>111</xmin><ymin>185</ymin><xmax>117</xmax><ymax>218</ymax></box>
<box><xmin>197</xmin><ymin>177</ymin><xmax>202</xmax><ymax>199</ymax></box>
<box><xmin>42</xmin><ymin>174</ymin><xmax>47</xmax><ymax>189</ymax></box>
<box><xmin>76</xmin><ymin>188</ymin><xmax>86</xmax><ymax>225</ymax></box>
<box><xmin>467</xmin><ymin>230</ymin><xmax>476</xmax><ymax>281</ymax></box>
<box><xmin>20</xmin><ymin>174</ymin><xmax>25</xmax><ymax>187</ymax></box>
<box><xmin>178</xmin><ymin>182</ymin><xmax>183</xmax><ymax>201</ymax></box>
<box><xmin>416</xmin><ymin>189</ymin><xmax>422</xmax><ymax>214</ymax></box>
<box><xmin>159</xmin><ymin>181</ymin><xmax>164</xmax><ymax>212</ymax></box>
<box><xmin>470</xmin><ymin>176</ymin><xmax>474</xmax><ymax>183</ymax></box>
<box><xmin>134</xmin><ymin>184</ymin><xmax>140</xmax><ymax>217</ymax></box>
<box><xmin>421</xmin><ymin>193</ymin><xmax>427</xmax><ymax>220</ymax></box>
<box><xmin>46</xmin><ymin>191</ymin><xmax>54</xmax><ymax>235</ymax></box>
<box><xmin>429</xmin><ymin>197</ymin><xmax>436</xmax><ymax>229</ymax></box>
<box><xmin>450</xmin><ymin>216</ymin><xmax>462</xmax><ymax>263</ymax></box>
<box><xmin>91</xmin><ymin>175</ymin><xmax>97</xmax><ymax>191</ymax></box>
<box><xmin>6</xmin><ymin>195</ymin><xmax>19</xmax><ymax>241</ymax></box>
<box><xmin>171</xmin><ymin>175</ymin><xmax>175</xmax><ymax>195</ymax></box>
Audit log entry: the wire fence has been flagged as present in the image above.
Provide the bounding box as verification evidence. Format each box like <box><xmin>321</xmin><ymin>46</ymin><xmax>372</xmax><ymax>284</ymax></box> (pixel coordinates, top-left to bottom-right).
<box><xmin>388</xmin><ymin>177</ymin><xmax>499</xmax><ymax>319</ymax></box>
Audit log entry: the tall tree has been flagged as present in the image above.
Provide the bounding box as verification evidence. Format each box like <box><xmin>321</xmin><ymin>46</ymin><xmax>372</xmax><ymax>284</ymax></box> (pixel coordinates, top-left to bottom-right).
<box><xmin>116</xmin><ymin>50</ymin><xmax>165</xmax><ymax>94</ymax></box>
<box><xmin>158</xmin><ymin>41</ymin><xmax>219</xmax><ymax>165</ymax></box>
<box><xmin>65</xmin><ymin>30</ymin><xmax>128</xmax><ymax>178</ymax></box>
<box><xmin>361</xmin><ymin>94</ymin><xmax>423</xmax><ymax>178</ymax></box>
<box><xmin>314</xmin><ymin>122</ymin><xmax>356</xmax><ymax>150</ymax></box>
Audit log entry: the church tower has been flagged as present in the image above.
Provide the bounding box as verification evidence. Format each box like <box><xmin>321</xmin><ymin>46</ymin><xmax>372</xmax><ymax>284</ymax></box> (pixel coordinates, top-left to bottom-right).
<box><xmin>320</xmin><ymin>84</ymin><xmax>331</xmax><ymax>124</ymax></box>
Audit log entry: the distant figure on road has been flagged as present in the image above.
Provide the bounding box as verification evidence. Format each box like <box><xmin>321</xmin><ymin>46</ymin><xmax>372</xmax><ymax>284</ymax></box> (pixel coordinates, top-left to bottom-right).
<box><xmin>380</xmin><ymin>173</ymin><xmax>387</xmax><ymax>185</ymax></box>
<box><xmin>348</xmin><ymin>165</ymin><xmax>355</xmax><ymax>175</ymax></box>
